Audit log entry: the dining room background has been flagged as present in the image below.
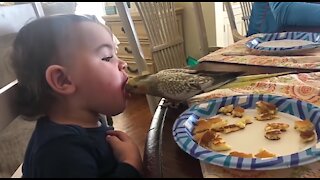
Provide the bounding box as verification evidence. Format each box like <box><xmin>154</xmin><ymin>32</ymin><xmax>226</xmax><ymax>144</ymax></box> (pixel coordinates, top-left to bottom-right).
<box><xmin>76</xmin><ymin>2</ymin><xmax>246</xmax><ymax>59</ymax></box>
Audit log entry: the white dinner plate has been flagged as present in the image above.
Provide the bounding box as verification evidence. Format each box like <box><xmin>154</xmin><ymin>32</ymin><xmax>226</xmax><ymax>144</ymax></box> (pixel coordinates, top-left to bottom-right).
<box><xmin>246</xmin><ymin>32</ymin><xmax>320</xmax><ymax>55</ymax></box>
<box><xmin>172</xmin><ymin>94</ymin><xmax>320</xmax><ymax>170</ymax></box>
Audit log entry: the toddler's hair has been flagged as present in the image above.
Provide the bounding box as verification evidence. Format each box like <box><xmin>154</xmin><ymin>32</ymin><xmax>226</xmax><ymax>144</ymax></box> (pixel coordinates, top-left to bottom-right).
<box><xmin>11</xmin><ymin>14</ymin><xmax>110</xmax><ymax>117</ymax></box>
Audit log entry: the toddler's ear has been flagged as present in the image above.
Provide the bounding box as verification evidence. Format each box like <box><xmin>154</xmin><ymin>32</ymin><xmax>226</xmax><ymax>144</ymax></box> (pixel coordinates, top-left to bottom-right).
<box><xmin>45</xmin><ymin>65</ymin><xmax>76</xmax><ymax>95</ymax></box>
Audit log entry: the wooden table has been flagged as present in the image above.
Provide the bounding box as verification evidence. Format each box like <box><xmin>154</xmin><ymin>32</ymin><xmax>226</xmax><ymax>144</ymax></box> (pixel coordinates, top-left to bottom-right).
<box><xmin>142</xmin><ymin>64</ymin><xmax>304</xmax><ymax>178</ymax></box>
<box><xmin>142</xmin><ymin>34</ymin><xmax>320</xmax><ymax>178</ymax></box>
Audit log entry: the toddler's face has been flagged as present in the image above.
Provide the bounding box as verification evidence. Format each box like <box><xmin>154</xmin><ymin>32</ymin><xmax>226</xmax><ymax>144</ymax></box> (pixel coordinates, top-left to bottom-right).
<box><xmin>65</xmin><ymin>22</ymin><xmax>129</xmax><ymax>116</ymax></box>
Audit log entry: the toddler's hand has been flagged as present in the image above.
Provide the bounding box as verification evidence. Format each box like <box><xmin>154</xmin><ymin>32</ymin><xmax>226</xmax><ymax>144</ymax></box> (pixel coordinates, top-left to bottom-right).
<box><xmin>106</xmin><ymin>130</ymin><xmax>143</xmax><ymax>173</ymax></box>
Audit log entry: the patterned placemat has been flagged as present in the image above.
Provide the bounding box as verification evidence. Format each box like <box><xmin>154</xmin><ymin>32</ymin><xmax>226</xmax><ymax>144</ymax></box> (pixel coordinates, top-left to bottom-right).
<box><xmin>200</xmin><ymin>161</ymin><xmax>320</xmax><ymax>178</ymax></box>
<box><xmin>189</xmin><ymin>72</ymin><xmax>320</xmax><ymax>107</ymax></box>
<box><xmin>199</xmin><ymin>34</ymin><xmax>320</xmax><ymax>69</ymax></box>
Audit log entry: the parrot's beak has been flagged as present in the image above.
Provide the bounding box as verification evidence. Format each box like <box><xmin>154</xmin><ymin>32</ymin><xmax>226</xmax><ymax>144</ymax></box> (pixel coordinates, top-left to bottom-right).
<box><xmin>125</xmin><ymin>83</ymin><xmax>135</xmax><ymax>93</ymax></box>
<box><xmin>125</xmin><ymin>78</ymin><xmax>148</xmax><ymax>95</ymax></box>
<box><xmin>125</xmin><ymin>78</ymin><xmax>139</xmax><ymax>94</ymax></box>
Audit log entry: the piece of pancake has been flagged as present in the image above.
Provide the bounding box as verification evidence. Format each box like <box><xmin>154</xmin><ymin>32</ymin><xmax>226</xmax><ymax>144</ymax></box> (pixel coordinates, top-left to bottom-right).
<box><xmin>294</xmin><ymin>120</ymin><xmax>316</xmax><ymax>143</ymax></box>
<box><xmin>255</xmin><ymin>101</ymin><xmax>278</xmax><ymax>121</ymax></box>
<box><xmin>254</xmin><ymin>149</ymin><xmax>276</xmax><ymax>158</ymax></box>
<box><xmin>207</xmin><ymin>117</ymin><xmax>228</xmax><ymax>131</ymax></box>
<box><xmin>223</xmin><ymin>124</ymin><xmax>242</xmax><ymax>134</ymax></box>
<box><xmin>256</xmin><ymin>101</ymin><xmax>277</xmax><ymax>115</ymax></box>
<box><xmin>221</xmin><ymin>116</ymin><xmax>254</xmax><ymax>134</ymax></box>
<box><xmin>255</xmin><ymin>113</ymin><xmax>278</xmax><ymax>121</ymax></box>
<box><xmin>193</xmin><ymin>119</ymin><xmax>211</xmax><ymax>134</ymax></box>
<box><xmin>294</xmin><ymin>120</ymin><xmax>314</xmax><ymax>132</ymax></box>
<box><xmin>218</xmin><ymin>104</ymin><xmax>234</xmax><ymax>116</ymax></box>
<box><xmin>199</xmin><ymin>130</ymin><xmax>231</xmax><ymax>152</ymax></box>
<box><xmin>235</xmin><ymin>116</ymin><xmax>253</xmax><ymax>128</ymax></box>
<box><xmin>232</xmin><ymin>106</ymin><xmax>245</xmax><ymax>118</ymax></box>
<box><xmin>193</xmin><ymin>117</ymin><xmax>229</xmax><ymax>134</ymax></box>
<box><xmin>229</xmin><ymin>151</ymin><xmax>253</xmax><ymax>158</ymax></box>
<box><xmin>265</xmin><ymin>123</ymin><xmax>289</xmax><ymax>132</ymax></box>
<box><xmin>193</xmin><ymin>130</ymin><xmax>207</xmax><ymax>143</ymax></box>
<box><xmin>264</xmin><ymin>129</ymin><xmax>282</xmax><ymax>140</ymax></box>
<box><xmin>300</xmin><ymin>130</ymin><xmax>315</xmax><ymax>143</ymax></box>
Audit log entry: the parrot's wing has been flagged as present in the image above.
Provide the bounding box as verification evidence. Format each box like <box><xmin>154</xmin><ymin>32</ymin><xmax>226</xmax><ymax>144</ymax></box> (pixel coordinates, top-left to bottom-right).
<box><xmin>156</xmin><ymin>73</ymin><xmax>210</xmax><ymax>101</ymax></box>
<box><xmin>198</xmin><ymin>71</ymin><xmax>245</xmax><ymax>92</ymax></box>
<box><xmin>188</xmin><ymin>76</ymin><xmax>214</xmax><ymax>91</ymax></box>
<box><xmin>155</xmin><ymin>71</ymin><xmax>244</xmax><ymax>101</ymax></box>
<box><xmin>159</xmin><ymin>68</ymin><xmax>197</xmax><ymax>74</ymax></box>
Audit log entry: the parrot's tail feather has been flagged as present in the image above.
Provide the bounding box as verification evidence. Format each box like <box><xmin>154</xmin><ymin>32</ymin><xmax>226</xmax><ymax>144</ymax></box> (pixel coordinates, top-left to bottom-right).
<box><xmin>196</xmin><ymin>71</ymin><xmax>246</xmax><ymax>77</ymax></box>
<box><xmin>203</xmin><ymin>77</ymin><xmax>237</xmax><ymax>92</ymax></box>
<box><xmin>220</xmin><ymin>71</ymin><xmax>297</xmax><ymax>89</ymax></box>
<box><xmin>235</xmin><ymin>71</ymin><xmax>296</xmax><ymax>82</ymax></box>
<box><xmin>201</xmin><ymin>71</ymin><xmax>244</xmax><ymax>93</ymax></box>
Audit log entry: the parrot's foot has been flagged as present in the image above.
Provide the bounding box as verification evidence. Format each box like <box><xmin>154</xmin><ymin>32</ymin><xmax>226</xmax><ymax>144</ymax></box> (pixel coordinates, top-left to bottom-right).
<box><xmin>159</xmin><ymin>101</ymin><xmax>172</xmax><ymax>108</ymax></box>
<box><xmin>160</xmin><ymin>99</ymin><xmax>184</xmax><ymax>109</ymax></box>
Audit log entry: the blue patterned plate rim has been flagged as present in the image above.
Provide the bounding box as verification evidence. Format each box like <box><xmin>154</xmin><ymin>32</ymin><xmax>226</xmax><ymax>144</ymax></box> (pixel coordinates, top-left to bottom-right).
<box><xmin>172</xmin><ymin>94</ymin><xmax>320</xmax><ymax>170</ymax></box>
<box><xmin>246</xmin><ymin>32</ymin><xmax>320</xmax><ymax>52</ymax></box>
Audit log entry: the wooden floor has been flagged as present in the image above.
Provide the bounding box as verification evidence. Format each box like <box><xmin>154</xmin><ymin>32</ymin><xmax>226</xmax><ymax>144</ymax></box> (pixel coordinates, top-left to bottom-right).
<box><xmin>112</xmin><ymin>94</ymin><xmax>152</xmax><ymax>156</ymax></box>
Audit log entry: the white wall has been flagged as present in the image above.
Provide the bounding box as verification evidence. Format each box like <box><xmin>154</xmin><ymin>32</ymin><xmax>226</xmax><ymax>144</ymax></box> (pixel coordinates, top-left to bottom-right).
<box><xmin>201</xmin><ymin>2</ymin><xmax>216</xmax><ymax>48</ymax></box>
<box><xmin>75</xmin><ymin>2</ymin><xmax>106</xmax><ymax>24</ymax></box>
<box><xmin>174</xmin><ymin>2</ymin><xmax>216</xmax><ymax>59</ymax></box>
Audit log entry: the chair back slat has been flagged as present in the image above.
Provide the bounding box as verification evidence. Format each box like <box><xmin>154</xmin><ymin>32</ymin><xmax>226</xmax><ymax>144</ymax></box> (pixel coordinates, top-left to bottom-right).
<box><xmin>224</xmin><ymin>2</ymin><xmax>253</xmax><ymax>42</ymax></box>
<box><xmin>240</xmin><ymin>2</ymin><xmax>253</xmax><ymax>33</ymax></box>
<box><xmin>135</xmin><ymin>2</ymin><xmax>186</xmax><ymax>71</ymax></box>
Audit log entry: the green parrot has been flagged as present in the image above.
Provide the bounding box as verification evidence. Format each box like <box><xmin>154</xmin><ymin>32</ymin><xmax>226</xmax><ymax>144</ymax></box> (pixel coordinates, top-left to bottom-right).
<box><xmin>125</xmin><ymin>68</ymin><xmax>244</xmax><ymax>102</ymax></box>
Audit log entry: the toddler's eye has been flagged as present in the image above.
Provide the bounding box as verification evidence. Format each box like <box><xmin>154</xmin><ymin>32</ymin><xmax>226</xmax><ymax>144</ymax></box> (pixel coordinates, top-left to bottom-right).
<box><xmin>101</xmin><ymin>56</ymin><xmax>113</xmax><ymax>62</ymax></box>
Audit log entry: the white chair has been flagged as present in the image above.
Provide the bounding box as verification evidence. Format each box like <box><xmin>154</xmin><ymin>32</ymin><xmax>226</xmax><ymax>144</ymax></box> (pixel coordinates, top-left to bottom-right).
<box><xmin>134</xmin><ymin>2</ymin><xmax>187</xmax><ymax>71</ymax></box>
<box><xmin>224</xmin><ymin>2</ymin><xmax>253</xmax><ymax>42</ymax></box>
<box><xmin>0</xmin><ymin>3</ymin><xmax>44</xmax><ymax>178</ymax></box>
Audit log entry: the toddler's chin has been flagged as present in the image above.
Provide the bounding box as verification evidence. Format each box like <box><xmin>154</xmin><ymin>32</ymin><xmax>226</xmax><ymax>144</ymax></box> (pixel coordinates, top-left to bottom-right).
<box><xmin>111</xmin><ymin>104</ymin><xmax>127</xmax><ymax>116</ymax></box>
